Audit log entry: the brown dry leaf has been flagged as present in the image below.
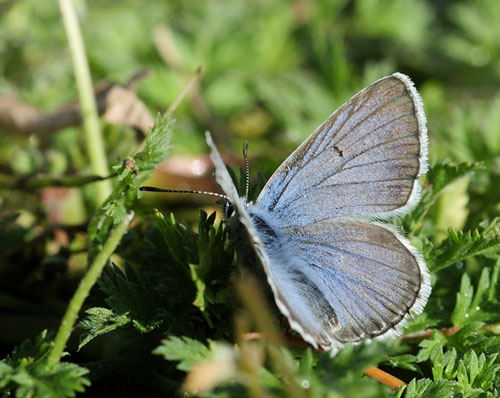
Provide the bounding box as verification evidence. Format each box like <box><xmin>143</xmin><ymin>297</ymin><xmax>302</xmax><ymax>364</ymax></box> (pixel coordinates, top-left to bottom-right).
<box><xmin>103</xmin><ymin>85</ymin><xmax>154</xmax><ymax>135</ymax></box>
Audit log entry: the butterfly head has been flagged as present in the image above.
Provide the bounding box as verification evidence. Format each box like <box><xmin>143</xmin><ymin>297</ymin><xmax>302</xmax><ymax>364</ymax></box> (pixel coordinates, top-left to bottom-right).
<box><xmin>218</xmin><ymin>197</ymin><xmax>235</xmax><ymax>219</ymax></box>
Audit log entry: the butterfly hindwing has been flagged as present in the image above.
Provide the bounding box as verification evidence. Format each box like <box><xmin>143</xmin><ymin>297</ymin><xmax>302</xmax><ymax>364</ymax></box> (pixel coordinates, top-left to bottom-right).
<box><xmin>279</xmin><ymin>220</ymin><xmax>430</xmax><ymax>348</ymax></box>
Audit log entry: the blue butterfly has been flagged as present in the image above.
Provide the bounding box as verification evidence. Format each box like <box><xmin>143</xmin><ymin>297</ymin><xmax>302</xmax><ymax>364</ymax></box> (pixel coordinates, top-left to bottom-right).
<box><xmin>206</xmin><ymin>73</ymin><xmax>431</xmax><ymax>352</ymax></box>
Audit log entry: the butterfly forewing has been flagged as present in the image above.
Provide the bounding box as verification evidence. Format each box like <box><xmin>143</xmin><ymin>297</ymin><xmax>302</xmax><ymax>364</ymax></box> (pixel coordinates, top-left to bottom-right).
<box><xmin>257</xmin><ymin>73</ymin><xmax>427</xmax><ymax>227</ymax></box>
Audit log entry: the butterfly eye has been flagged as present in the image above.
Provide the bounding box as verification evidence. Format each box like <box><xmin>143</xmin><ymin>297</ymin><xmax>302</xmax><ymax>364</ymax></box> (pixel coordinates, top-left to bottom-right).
<box><xmin>225</xmin><ymin>202</ymin><xmax>234</xmax><ymax>218</ymax></box>
<box><xmin>217</xmin><ymin>198</ymin><xmax>234</xmax><ymax>218</ymax></box>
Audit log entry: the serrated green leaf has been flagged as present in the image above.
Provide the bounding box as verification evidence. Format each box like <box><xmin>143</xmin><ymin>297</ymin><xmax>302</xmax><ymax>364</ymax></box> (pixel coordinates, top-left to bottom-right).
<box><xmin>78</xmin><ymin>307</ymin><xmax>131</xmax><ymax>349</ymax></box>
<box><xmin>451</xmin><ymin>267</ymin><xmax>500</xmax><ymax>327</ymax></box>
<box><xmin>153</xmin><ymin>336</ymin><xmax>212</xmax><ymax>372</ymax></box>
<box><xmin>0</xmin><ymin>331</ymin><xmax>90</xmax><ymax>397</ymax></box>
<box><xmin>398</xmin><ymin>161</ymin><xmax>484</xmax><ymax>233</ymax></box>
<box><xmin>443</xmin><ymin>348</ymin><xmax>458</xmax><ymax>380</ymax></box>
<box><xmin>416</xmin><ymin>331</ymin><xmax>448</xmax><ymax>362</ymax></box>
<box><xmin>428</xmin><ymin>219</ymin><xmax>500</xmax><ymax>272</ymax></box>
<box><xmin>155</xmin><ymin>210</ymin><xmax>198</xmax><ymax>266</ymax></box>
<box><xmin>455</xmin><ymin>350</ymin><xmax>500</xmax><ymax>393</ymax></box>
<box><xmin>472</xmin><ymin>267</ymin><xmax>491</xmax><ymax>310</ymax></box>
<box><xmin>97</xmin><ymin>264</ymin><xmax>163</xmax><ymax>332</ymax></box>
<box><xmin>87</xmin><ymin>114</ymin><xmax>173</xmax><ymax>265</ymax></box>
<box><xmin>432</xmin><ymin>346</ymin><xmax>445</xmax><ymax>380</ymax></box>
<box><xmin>427</xmin><ymin>161</ymin><xmax>485</xmax><ymax>197</ymax></box>
<box><xmin>488</xmin><ymin>259</ymin><xmax>500</xmax><ymax>302</ymax></box>
<box><xmin>403</xmin><ymin>378</ymin><xmax>460</xmax><ymax>398</ymax></box>
<box><xmin>384</xmin><ymin>354</ymin><xmax>422</xmax><ymax>374</ymax></box>
<box><xmin>189</xmin><ymin>263</ymin><xmax>208</xmax><ymax>317</ymax></box>
<box><xmin>452</xmin><ymin>273</ymin><xmax>474</xmax><ymax>326</ymax></box>
<box><xmin>134</xmin><ymin>113</ymin><xmax>173</xmax><ymax>171</ymax></box>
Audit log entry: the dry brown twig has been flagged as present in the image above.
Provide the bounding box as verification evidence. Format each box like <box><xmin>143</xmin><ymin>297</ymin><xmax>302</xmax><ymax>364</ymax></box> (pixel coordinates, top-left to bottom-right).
<box><xmin>0</xmin><ymin>70</ymin><xmax>154</xmax><ymax>137</ymax></box>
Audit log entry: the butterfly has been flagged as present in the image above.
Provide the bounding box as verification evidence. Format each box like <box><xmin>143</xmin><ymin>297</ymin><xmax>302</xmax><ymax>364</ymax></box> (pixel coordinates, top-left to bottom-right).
<box><xmin>205</xmin><ymin>73</ymin><xmax>431</xmax><ymax>352</ymax></box>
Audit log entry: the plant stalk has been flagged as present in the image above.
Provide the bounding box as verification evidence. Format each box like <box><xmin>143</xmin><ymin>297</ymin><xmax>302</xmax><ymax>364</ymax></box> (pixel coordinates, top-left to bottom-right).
<box><xmin>58</xmin><ymin>0</ymin><xmax>112</xmax><ymax>204</ymax></box>
<box><xmin>47</xmin><ymin>212</ymin><xmax>134</xmax><ymax>366</ymax></box>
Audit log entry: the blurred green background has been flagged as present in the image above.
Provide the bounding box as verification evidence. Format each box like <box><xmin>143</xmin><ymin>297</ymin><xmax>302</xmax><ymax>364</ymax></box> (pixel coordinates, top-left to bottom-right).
<box><xmin>1</xmin><ymin>0</ymin><xmax>500</xmax><ymax>395</ymax></box>
<box><xmin>2</xmin><ymin>0</ymin><xmax>500</xmax><ymax>217</ymax></box>
<box><xmin>3</xmin><ymin>0</ymin><xmax>500</xmax><ymax>176</ymax></box>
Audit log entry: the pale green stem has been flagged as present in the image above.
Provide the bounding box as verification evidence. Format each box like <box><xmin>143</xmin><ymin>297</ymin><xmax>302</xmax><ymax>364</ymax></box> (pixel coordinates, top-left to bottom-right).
<box><xmin>47</xmin><ymin>212</ymin><xmax>134</xmax><ymax>366</ymax></box>
<box><xmin>58</xmin><ymin>0</ymin><xmax>112</xmax><ymax>204</ymax></box>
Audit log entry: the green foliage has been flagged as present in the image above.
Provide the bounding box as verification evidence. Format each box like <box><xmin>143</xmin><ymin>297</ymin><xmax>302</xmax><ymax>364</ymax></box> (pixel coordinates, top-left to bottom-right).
<box><xmin>309</xmin><ymin>341</ymin><xmax>402</xmax><ymax>397</ymax></box>
<box><xmin>153</xmin><ymin>336</ymin><xmax>213</xmax><ymax>372</ymax></box>
<box><xmin>77</xmin><ymin>208</ymin><xmax>235</xmax><ymax>353</ymax></box>
<box><xmin>78</xmin><ymin>307</ymin><xmax>131</xmax><ymax>349</ymax></box>
<box><xmin>0</xmin><ymin>213</ymin><xmax>28</xmax><ymax>256</ymax></box>
<box><xmin>87</xmin><ymin>113</ymin><xmax>173</xmax><ymax>264</ymax></box>
<box><xmin>0</xmin><ymin>331</ymin><xmax>90</xmax><ymax>398</ymax></box>
<box><xmin>427</xmin><ymin>162</ymin><xmax>486</xmax><ymax>198</ymax></box>
<box><xmin>399</xmin><ymin>379</ymin><xmax>459</xmax><ymax>398</ymax></box>
<box><xmin>428</xmin><ymin>219</ymin><xmax>500</xmax><ymax>272</ymax></box>
<box><xmin>398</xmin><ymin>161</ymin><xmax>483</xmax><ymax>232</ymax></box>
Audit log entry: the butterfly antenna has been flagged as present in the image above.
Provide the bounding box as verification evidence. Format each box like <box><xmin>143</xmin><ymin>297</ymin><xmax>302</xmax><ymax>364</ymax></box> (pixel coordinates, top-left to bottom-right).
<box><xmin>140</xmin><ymin>186</ymin><xmax>228</xmax><ymax>200</ymax></box>
<box><xmin>243</xmin><ymin>140</ymin><xmax>250</xmax><ymax>203</ymax></box>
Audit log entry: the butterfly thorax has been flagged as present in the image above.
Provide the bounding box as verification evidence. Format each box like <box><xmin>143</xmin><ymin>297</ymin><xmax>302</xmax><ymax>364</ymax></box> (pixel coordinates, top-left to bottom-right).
<box><xmin>225</xmin><ymin>202</ymin><xmax>284</xmax><ymax>272</ymax></box>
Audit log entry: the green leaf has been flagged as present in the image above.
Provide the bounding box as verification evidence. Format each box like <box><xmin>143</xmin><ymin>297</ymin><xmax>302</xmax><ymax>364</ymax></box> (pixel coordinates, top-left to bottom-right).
<box><xmin>87</xmin><ymin>114</ymin><xmax>173</xmax><ymax>265</ymax></box>
<box><xmin>78</xmin><ymin>307</ymin><xmax>131</xmax><ymax>350</ymax></box>
<box><xmin>0</xmin><ymin>331</ymin><xmax>90</xmax><ymax>397</ymax></box>
<box><xmin>428</xmin><ymin>219</ymin><xmax>500</xmax><ymax>272</ymax></box>
<box><xmin>316</xmin><ymin>340</ymin><xmax>401</xmax><ymax>385</ymax></box>
<box><xmin>416</xmin><ymin>331</ymin><xmax>448</xmax><ymax>362</ymax></box>
<box><xmin>443</xmin><ymin>348</ymin><xmax>459</xmax><ymax>380</ymax></box>
<box><xmin>98</xmin><ymin>263</ymin><xmax>163</xmax><ymax>332</ymax></box>
<box><xmin>298</xmin><ymin>349</ymin><xmax>316</xmax><ymax>374</ymax></box>
<box><xmin>451</xmin><ymin>267</ymin><xmax>500</xmax><ymax>327</ymax></box>
<box><xmin>398</xmin><ymin>161</ymin><xmax>483</xmax><ymax>233</ymax></box>
<box><xmin>153</xmin><ymin>336</ymin><xmax>212</xmax><ymax>372</ymax></box>
<box><xmin>427</xmin><ymin>161</ymin><xmax>485</xmax><ymax>198</ymax></box>
<box><xmin>488</xmin><ymin>259</ymin><xmax>500</xmax><ymax>302</ymax></box>
<box><xmin>134</xmin><ymin>112</ymin><xmax>174</xmax><ymax>172</ymax></box>
<box><xmin>154</xmin><ymin>209</ymin><xmax>234</xmax><ymax>326</ymax></box>
<box><xmin>9</xmin><ymin>362</ymin><xmax>90</xmax><ymax>398</ymax></box>
<box><xmin>455</xmin><ymin>350</ymin><xmax>500</xmax><ymax>393</ymax></box>
<box><xmin>452</xmin><ymin>273</ymin><xmax>475</xmax><ymax>327</ymax></box>
<box><xmin>430</xmin><ymin>347</ymin><xmax>459</xmax><ymax>381</ymax></box>
<box><xmin>402</xmin><ymin>378</ymin><xmax>460</xmax><ymax>398</ymax></box>
<box><xmin>154</xmin><ymin>210</ymin><xmax>198</xmax><ymax>266</ymax></box>
<box><xmin>384</xmin><ymin>354</ymin><xmax>422</xmax><ymax>374</ymax></box>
